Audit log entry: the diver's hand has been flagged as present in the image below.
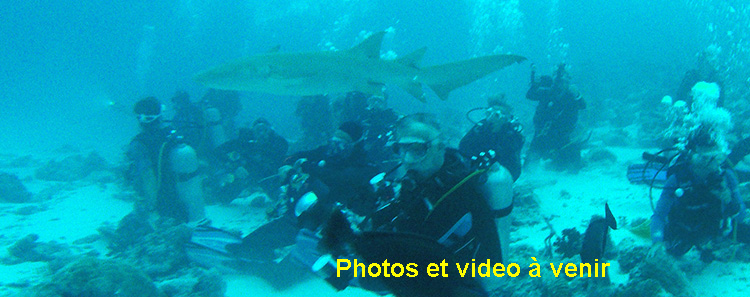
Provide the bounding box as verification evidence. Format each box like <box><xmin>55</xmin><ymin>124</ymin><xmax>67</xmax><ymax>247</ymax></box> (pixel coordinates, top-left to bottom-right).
<box><xmin>294</xmin><ymin>158</ymin><xmax>308</xmax><ymax>169</ymax></box>
<box><xmin>234</xmin><ymin>166</ymin><xmax>249</xmax><ymax>180</ymax></box>
<box><xmin>647</xmin><ymin>242</ymin><xmax>667</xmax><ymax>259</ymax></box>
<box><xmin>278</xmin><ymin>165</ymin><xmax>294</xmax><ymax>181</ymax></box>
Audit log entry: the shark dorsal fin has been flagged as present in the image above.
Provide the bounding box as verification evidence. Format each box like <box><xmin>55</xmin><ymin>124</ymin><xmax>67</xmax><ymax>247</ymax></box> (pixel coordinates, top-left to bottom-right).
<box><xmin>396</xmin><ymin>47</ymin><xmax>427</xmax><ymax>69</ymax></box>
<box><xmin>348</xmin><ymin>31</ymin><xmax>386</xmax><ymax>59</ymax></box>
<box><xmin>267</xmin><ymin>45</ymin><xmax>281</xmax><ymax>53</ymax></box>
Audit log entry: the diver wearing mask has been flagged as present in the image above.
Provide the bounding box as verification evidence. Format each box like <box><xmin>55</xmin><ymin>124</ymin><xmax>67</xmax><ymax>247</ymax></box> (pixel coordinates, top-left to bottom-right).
<box><xmin>651</xmin><ymin>126</ymin><xmax>749</xmax><ymax>260</ymax></box>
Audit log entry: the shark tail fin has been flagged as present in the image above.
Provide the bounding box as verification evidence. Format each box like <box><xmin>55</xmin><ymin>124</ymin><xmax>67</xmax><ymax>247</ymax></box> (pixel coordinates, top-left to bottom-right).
<box><xmin>420</xmin><ymin>54</ymin><xmax>526</xmax><ymax>100</ymax></box>
<box><xmin>605</xmin><ymin>203</ymin><xmax>617</xmax><ymax>230</ymax></box>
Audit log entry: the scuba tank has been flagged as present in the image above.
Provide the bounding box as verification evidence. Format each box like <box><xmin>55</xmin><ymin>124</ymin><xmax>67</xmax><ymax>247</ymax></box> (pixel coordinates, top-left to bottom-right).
<box><xmin>170</xmin><ymin>143</ymin><xmax>206</xmax><ymax>222</ymax></box>
<box><xmin>204</xmin><ymin>107</ymin><xmax>227</xmax><ymax>149</ymax></box>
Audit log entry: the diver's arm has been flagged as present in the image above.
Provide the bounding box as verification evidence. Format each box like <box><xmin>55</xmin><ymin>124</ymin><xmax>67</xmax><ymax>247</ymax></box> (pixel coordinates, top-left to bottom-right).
<box><xmin>526</xmin><ymin>87</ymin><xmax>541</xmax><ymax>101</ymax></box>
<box><xmin>725</xmin><ymin>137</ymin><xmax>750</xmax><ymax>168</ymax></box>
<box><xmin>725</xmin><ymin>170</ymin><xmax>747</xmax><ymax>221</ymax></box>
<box><xmin>575</xmin><ymin>94</ymin><xmax>586</xmax><ymax>110</ymax></box>
<box><xmin>126</xmin><ymin>141</ymin><xmax>158</xmax><ymax>211</ymax></box>
<box><xmin>651</xmin><ymin>176</ymin><xmax>678</xmax><ymax>243</ymax></box>
<box><xmin>141</xmin><ymin>168</ymin><xmax>159</xmax><ymax>211</ymax></box>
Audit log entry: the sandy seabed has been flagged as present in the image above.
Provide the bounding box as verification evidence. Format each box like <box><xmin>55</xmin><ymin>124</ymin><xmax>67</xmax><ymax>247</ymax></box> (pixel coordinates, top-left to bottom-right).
<box><xmin>0</xmin><ymin>146</ymin><xmax>748</xmax><ymax>297</ymax></box>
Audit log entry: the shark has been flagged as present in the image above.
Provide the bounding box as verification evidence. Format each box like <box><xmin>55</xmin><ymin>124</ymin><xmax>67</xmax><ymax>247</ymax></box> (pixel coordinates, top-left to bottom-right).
<box><xmin>194</xmin><ymin>31</ymin><xmax>526</xmax><ymax>102</ymax></box>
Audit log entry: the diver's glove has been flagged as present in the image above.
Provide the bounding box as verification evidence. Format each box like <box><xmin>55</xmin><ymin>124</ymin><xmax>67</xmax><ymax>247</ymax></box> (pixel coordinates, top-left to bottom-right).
<box><xmin>278</xmin><ymin>165</ymin><xmax>294</xmax><ymax>181</ymax></box>
<box><xmin>313</xmin><ymin>255</ymin><xmax>353</xmax><ymax>291</ymax></box>
<box><xmin>720</xmin><ymin>217</ymin><xmax>736</xmax><ymax>237</ymax></box>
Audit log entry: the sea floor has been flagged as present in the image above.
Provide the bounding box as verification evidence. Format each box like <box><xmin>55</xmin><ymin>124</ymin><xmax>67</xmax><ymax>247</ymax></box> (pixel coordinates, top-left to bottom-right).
<box><xmin>0</xmin><ymin>146</ymin><xmax>748</xmax><ymax>297</ymax></box>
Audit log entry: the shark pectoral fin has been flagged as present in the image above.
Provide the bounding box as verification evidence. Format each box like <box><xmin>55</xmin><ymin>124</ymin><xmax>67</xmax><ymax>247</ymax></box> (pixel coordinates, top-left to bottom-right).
<box><xmin>395</xmin><ymin>47</ymin><xmax>427</xmax><ymax>69</ymax></box>
<box><xmin>357</xmin><ymin>81</ymin><xmax>385</xmax><ymax>97</ymax></box>
<box><xmin>348</xmin><ymin>31</ymin><xmax>387</xmax><ymax>60</ymax></box>
<box><xmin>429</xmin><ymin>83</ymin><xmax>453</xmax><ymax>101</ymax></box>
<box><xmin>401</xmin><ymin>81</ymin><xmax>427</xmax><ymax>102</ymax></box>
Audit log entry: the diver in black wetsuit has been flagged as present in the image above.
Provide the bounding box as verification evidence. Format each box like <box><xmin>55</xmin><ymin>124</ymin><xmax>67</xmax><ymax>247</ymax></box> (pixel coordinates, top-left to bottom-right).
<box><xmin>651</xmin><ymin>127</ymin><xmax>750</xmax><ymax>259</ymax></box>
<box><xmin>170</xmin><ymin>91</ymin><xmax>206</xmax><ymax>153</ymax></box>
<box><xmin>210</xmin><ymin>118</ymin><xmax>289</xmax><ymax>203</ymax></box>
<box><xmin>227</xmin><ymin>121</ymin><xmax>379</xmax><ymax>261</ymax></box>
<box><xmin>125</xmin><ymin>97</ymin><xmax>207</xmax><ymax>225</ymax></box>
<box><xmin>526</xmin><ymin>63</ymin><xmax>586</xmax><ymax>172</ymax></box>
<box><xmin>459</xmin><ymin>95</ymin><xmax>525</xmax><ymax>182</ymax></box>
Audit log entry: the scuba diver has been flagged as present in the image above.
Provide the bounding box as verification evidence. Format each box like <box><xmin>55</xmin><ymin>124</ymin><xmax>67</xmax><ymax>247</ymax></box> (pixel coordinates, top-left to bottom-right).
<box><xmin>125</xmin><ymin>97</ymin><xmax>207</xmax><ymax>225</ymax></box>
<box><xmin>295</xmin><ymin>94</ymin><xmax>336</xmax><ymax>151</ymax></box>
<box><xmin>200</xmin><ymin>89</ymin><xmax>242</xmax><ymax>150</ymax></box>
<box><xmin>675</xmin><ymin>50</ymin><xmax>724</xmax><ymax>112</ymax></box>
<box><xmin>312</xmin><ymin>113</ymin><xmax>513</xmax><ymax>294</ymax></box>
<box><xmin>331</xmin><ymin>91</ymin><xmax>370</xmax><ymax>124</ymax></box>
<box><xmin>460</xmin><ymin>94</ymin><xmax>525</xmax><ymax>182</ymax></box>
<box><xmin>361</xmin><ymin>93</ymin><xmax>400</xmax><ymax>171</ymax></box>
<box><xmin>186</xmin><ymin>121</ymin><xmax>380</xmax><ymax>289</ymax></box>
<box><xmin>170</xmin><ymin>91</ymin><xmax>206</xmax><ymax>153</ymax></box>
<box><xmin>331</xmin><ymin>91</ymin><xmax>400</xmax><ymax>171</ymax></box>
<box><xmin>279</xmin><ymin>120</ymin><xmax>380</xmax><ymax>219</ymax></box>
<box><xmin>526</xmin><ymin>63</ymin><xmax>586</xmax><ymax>172</ymax></box>
<box><xmin>651</xmin><ymin>126</ymin><xmax>750</xmax><ymax>260</ymax></box>
<box><xmin>209</xmin><ymin>118</ymin><xmax>289</xmax><ymax>203</ymax></box>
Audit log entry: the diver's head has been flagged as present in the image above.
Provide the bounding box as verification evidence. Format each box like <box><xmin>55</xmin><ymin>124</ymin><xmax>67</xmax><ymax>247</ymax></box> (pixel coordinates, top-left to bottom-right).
<box><xmin>133</xmin><ymin>96</ymin><xmax>163</xmax><ymax>129</ymax></box>
<box><xmin>170</xmin><ymin>91</ymin><xmax>191</xmax><ymax>107</ymax></box>
<box><xmin>685</xmin><ymin>126</ymin><xmax>727</xmax><ymax>182</ymax></box>
<box><xmin>393</xmin><ymin>113</ymin><xmax>445</xmax><ymax>178</ymax></box>
<box><xmin>553</xmin><ymin>63</ymin><xmax>570</xmax><ymax>89</ymax></box>
<box><xmin>485</xmin><ymin>94</ymin><xmax>512</xmax><ymax>128</ymax></box>
<box><xmin>251</xmin><ymin>117</ymin><xmax>272</xmax><ymax>140</ymax></box>
<box><xmin>327</xmin><ymin>121</ymin><xmax>364</xmax><ymax>157</ymax></box>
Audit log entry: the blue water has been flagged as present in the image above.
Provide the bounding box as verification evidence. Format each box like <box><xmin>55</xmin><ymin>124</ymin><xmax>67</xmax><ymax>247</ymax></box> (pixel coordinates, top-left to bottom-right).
<box><xmin>0</xmin><ymin>0</ymin><xmax>733</xmax><ymax>160</ymax></box>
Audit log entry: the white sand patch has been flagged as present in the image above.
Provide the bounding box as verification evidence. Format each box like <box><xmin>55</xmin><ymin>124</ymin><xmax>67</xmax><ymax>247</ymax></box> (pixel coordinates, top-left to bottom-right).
<box><xmin>512</xmin><ymin>147</ymin><xmax>654</xmax><ymax>253</ymax></box>
<box><xmin>224</xmin><ymin>274</ymin><xmax>379</xmax><ymax>297</ymax></box>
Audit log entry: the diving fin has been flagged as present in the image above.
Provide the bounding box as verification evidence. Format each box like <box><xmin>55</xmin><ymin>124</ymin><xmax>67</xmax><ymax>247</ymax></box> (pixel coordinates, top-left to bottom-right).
<box><xmin>190</xmin><ymin>225</ymin><xmax>242</xmax><ymax>253</ymax></box>
<box><xmin>185</xmin><ymin>225</ymin><xmax>258</xmax><ymax>271</ymax></box>
<box><xmin>627</xmin><ymin>162</ymin><xmax>667</xmax><ymax>187</ymax></box>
